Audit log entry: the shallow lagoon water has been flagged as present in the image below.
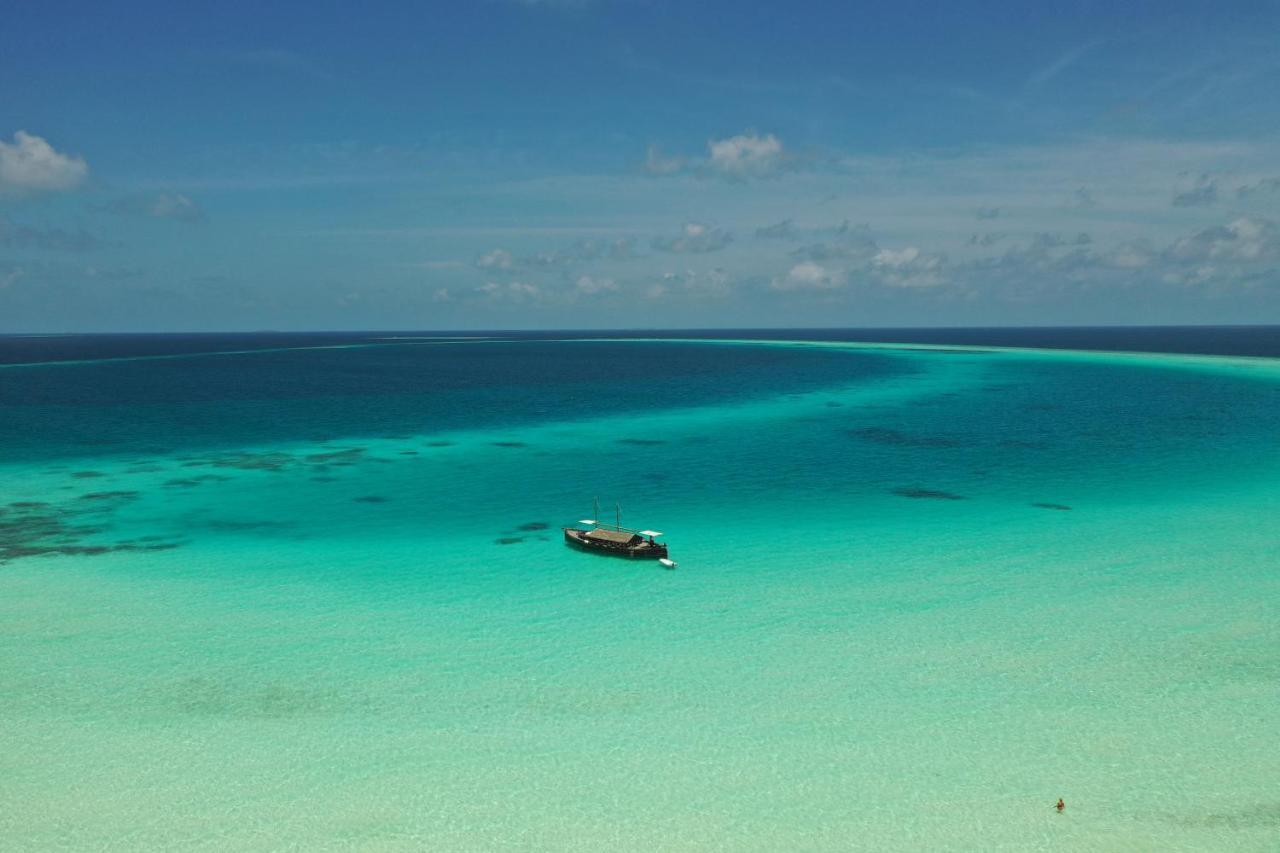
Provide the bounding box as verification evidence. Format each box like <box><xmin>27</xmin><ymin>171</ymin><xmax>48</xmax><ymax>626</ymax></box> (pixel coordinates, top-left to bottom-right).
<box><xmin>2</xmin><ymin>337</ymin><xmax>1279</xmax><ymax>850</ymax></box>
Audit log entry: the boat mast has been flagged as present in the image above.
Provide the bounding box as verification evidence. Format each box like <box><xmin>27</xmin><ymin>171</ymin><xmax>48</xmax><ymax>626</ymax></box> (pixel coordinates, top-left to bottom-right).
<box><xmin>615</xmin><ymin>502</ymin><xmax>621</xmax><ymax>531</ymax></box>
<box><xmin>594</xmin><ymin>496</ymin><xmax>600</xmax><ymax>524</ymax></box>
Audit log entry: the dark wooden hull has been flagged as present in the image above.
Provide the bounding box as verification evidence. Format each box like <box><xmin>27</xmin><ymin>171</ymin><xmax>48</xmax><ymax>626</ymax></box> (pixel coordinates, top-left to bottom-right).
<box><xmin>562</xmin><ymin>528</ymin><xmax>669</xmax><ymax>559</ymax></box>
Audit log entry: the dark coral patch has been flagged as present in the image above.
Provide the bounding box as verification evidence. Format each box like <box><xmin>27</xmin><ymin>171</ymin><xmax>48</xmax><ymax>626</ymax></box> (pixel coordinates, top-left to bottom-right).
<box><xmin>305</xmin><ymin>448</ymin><xmax>365</xmax><ymax>464</ymax></box>
<box><xmin>353</xmin><ymin>495</ymin><xmax>389</xmax><ymax>503</ymax></box>
<box><xmin>1032</xmin><ymin>502</ymin><xmax>1073</xmax><ymax>511</ymax></box>
<box><xmin>398</xmin><ymin>450</ymin><xmax>420</xmax><ymax>456</ymax></box>
<box><xmin>892</xmin><ymin>487</ymin><xmax>966</xmax><ymax>500</ymax></box>
<box><xmin>825</xmin><ymin>401</ymin><xmax>844</xmax><ymax>407</ymax></box>
<box><xmin>495</xmin><ymin>536</ymin><xmax>523</xmax><ymax>545</ymax></box>
<box><xmin>10</xmin><ymin>501</ymin><xmax>48</xmax><ymax>509</ymax></box>
<box><xmin>70</xmin><ymin>471</ymin><xmax>105</xmax><ymax>479</ymax></box>
<box><xmin>491</xmin><ymin>441</ymin><xmax>527</xmax><ymax>448</ymax></box>
<box><xmin>849</xmin><ymin>428</ymin><xmax>963</xmax><ymax>448</ymax></box>
<box><xmin>163</xmin><ymin>474</ymin><xmax>230</xmax><ymax>487</ymax></box>
<box><xmin>79</xmin><ymin>491</ymin><xmax>140</xmax><ymax>501</ymax></box>
<box><xmin>205</xmin><ymin>452</ymin><xmax>294</xmax><ymax>472</ymax></box>
<box><xmin>1</xmin><ymin>501</ymin><xmax>181</xmax><ymax>564</ymax></box>
<box><xmin>426</xmin><ymin>441</ymin><xmax>454</xmax><ymax>447</ymax></box>
<box><xmin>618</xmin><ymin>438</ymin><xmax>667</xmax><ymax>446</ymax></box>
<box><xmin>517</xmin><ymin>522</ymin><xmax>548</xmax><ymax>531</ymax></box>
<box><xmin>117</xmin><ymin>542</ymin><xmax>182</xmax><ymax>553</ymax></box>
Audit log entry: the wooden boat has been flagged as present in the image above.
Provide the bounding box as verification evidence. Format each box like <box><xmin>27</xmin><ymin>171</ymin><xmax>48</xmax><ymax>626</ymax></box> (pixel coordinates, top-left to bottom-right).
<box><xmin>563</xmin><ymin>499</ymin><xmax>670</xmax><ymax>561</ymax></box>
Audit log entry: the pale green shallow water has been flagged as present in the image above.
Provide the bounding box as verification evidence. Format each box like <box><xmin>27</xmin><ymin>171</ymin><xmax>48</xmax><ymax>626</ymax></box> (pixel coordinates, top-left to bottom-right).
<box><xmin>2</xmin><ymin>340</ymin><xmax>1279</xmax><ymax>851</ymax></box>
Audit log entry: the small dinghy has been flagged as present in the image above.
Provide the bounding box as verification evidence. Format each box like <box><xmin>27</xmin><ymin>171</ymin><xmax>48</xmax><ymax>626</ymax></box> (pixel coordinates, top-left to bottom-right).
<box><xmin>658</xmin><ymin>558</ymin><xmax>677</xmax><ymax>569</ymax></box>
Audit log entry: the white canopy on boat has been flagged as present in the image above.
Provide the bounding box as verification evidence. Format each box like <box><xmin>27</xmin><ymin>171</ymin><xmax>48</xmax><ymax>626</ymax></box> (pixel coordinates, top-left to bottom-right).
<box><xmin>637</xmin><ymin>530</ymin><xmax>663</xmax><ymax>537</ymax></box>
<box><xmin>578</xmin><ymin>519</ymin><xmax>597</xmax><ymax>525</ymax></box>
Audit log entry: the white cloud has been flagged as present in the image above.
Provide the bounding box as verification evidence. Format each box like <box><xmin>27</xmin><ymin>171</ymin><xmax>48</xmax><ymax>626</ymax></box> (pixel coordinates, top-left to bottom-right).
<box><xmin>771</xmin><ymin>261</ymin><xmax>844</xmax><ymax>291</ymax></box>
<box><xmin>475</xmin><ymin>248</ymin><xmax>515</xmax><ymax>270</ymax></box>
<box><xmin>659</xmin><ymin>268</ymin><xmax>732</xmax><ymax>298</ymax></box>
<box><xmin>652</xmin><ymin>221</ymin><xmax>733</xmax><ymax>253</ymax></box>
<box><xmin>707</xmin><ymin>132</ymin><xmax>785</xmax><ymax>179</ymax></box>
<box><xmin>0</xmin><ymin>131</ymin><xmax>89</xmax><ymax>193</ymax></box>
<box><xmin>525</xmin><ymin>237</ymin><xmax>636</xmax><ymax>267</ymax></box>
<box><xmin>1103</xmin><ymin>241</ymin><xmax>1156</xmax><ymax>269</ymax></box>
<box><xmin>1166</xmin><ymin>216</ymin><xmax>1280</xmax><ymax>264</ymax></box>
<box><xmin>478</xmin><ymin>280</ymin><xmax>540</xmax><ymax>301</ymax></box>
<box><xmin>574</xmin><ymin>274</ymin><xmax>618</xmax><ymax>294</ymax></box>
<box><xmin>789</xmin><ymin>221</ymin><xmax>878</xmax><ymax>262</ymax></box>
<box><xmin>146</xmin><ymin>193</ymin><xmax>204</xmax><ymax>222</ymax></box>
<box><xmin>873</xmin><ymin>247</ymin><xmax>948</xmax><ymax>287</ymax></box>
<box><xmin>102</xmin><ymin>192</ymin><xmax>205</xmax><ymax>223</ymax></box>
<box><xmin>1171</xmin><ymin>175</ymin><xmax>1218</xmax><ymax>207</ymax></box>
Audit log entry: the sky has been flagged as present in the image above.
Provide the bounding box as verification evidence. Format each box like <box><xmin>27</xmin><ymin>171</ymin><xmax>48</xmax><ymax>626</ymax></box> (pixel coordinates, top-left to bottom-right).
<box><xmin>1</xmin><ymin>0</ymin><xmax>1279</xmax><ymax>331</ymax></box>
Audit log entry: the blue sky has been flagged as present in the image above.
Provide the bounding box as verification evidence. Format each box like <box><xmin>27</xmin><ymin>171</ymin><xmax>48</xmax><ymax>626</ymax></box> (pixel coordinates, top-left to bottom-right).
<box><xmin>2</xmin><ymin>0</ymin><xmax>1278</xmax><ymax>331</ymax></box>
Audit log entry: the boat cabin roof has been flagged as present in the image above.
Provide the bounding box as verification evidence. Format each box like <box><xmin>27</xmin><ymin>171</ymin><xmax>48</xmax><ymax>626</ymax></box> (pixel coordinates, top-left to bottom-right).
<box><xmin>584</xmin><ymin>528</ymin><xmax>638</xmax><ymax>544</ymax></box>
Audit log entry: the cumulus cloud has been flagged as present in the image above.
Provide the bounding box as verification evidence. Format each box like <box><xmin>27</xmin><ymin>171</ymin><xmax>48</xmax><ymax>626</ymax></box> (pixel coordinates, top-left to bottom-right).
<box><xmin>472</xmin><ymin>239</ymin><xmax>637</xmax><ymax>272</ymax></box>
<box><xmin>0</xmin><ymin>131</ymin><xmax>89</xmax><ymax>193</ymax></box>
<box><xmin>574</xmin><ymin>274</ymin><xmax>618</xmax><ymax>294</ymax></box>
<box><xmin>1166</xmin><ymin>216</ymin><xmax>1280</xmax><ymax>264</ymax></box>
<box><xmin>477</xmin><ymin>280</ymin><xmax>540</xmax><ymax>301</ymax></box>
<box><xmin>101</xmin><ymin>192</ymin><xmax>205</xmax><ymax>223</ymax></box>
<box><xmin>1172</xmin><ymin>175</ymin><xmax>1218</xmax><ymax>208</ymax></box>
<box><xmin>872</xmin><ymin>247</ymin><xmax>948</xmax><ymax>288</ymax></box>
<box><xmin>706</xmin><ymin>132</ymin><xmax>785</xmax><ymax>179</ymax></box>
<box><xmin>0</xmin><ymin>218</ymin><xmax>100</xmax><ymax>252</ymax></box>
<box><xmin>1102</xmin><ymin>241</ymin><xmax>1156</xmax><ymax>269</ymax></box>
<box><xmin>657</xmin><ymin>268</ymin><xmax>733</xmax><ymax>298</ymax></box>
<box><xmin>475</xmin><ymin>248</ymin><xmax>515</xmax><ymax>270</ymax></box>
<box><xmin>771</xmin><ymin>261</ymin><xmax>844</xmax><ymax>291</ymax></box>
<box><xmin>955</xmin><ymin>215</ymin><xmax>1279</xmax><ymax>296</ymax></box>
<box><xmin>789</xmin><ymin>221</ymin><xmax>878</xmax><ymax>262</ymax></box>
<box><xmin>525</xmin><ymin>237</ymin><xmax>635</xmax><ymax>267</ymax></box>
<box><xmin>652</xmin><ymin>221</ymin><xmax>733</xmax><ymax>253</ymax></box>
<box><xmin>642</xmin><ymin>131</ymin><xmax>791</xmax><ymax>180</ymax></box>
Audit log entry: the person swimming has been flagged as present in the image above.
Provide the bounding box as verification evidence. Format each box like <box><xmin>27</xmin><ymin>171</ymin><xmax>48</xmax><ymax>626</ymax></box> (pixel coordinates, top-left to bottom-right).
<box><xmin>1056</xmin><ymin>798</ymin><xmax>1065</xmax><ymax>813</ymax></box>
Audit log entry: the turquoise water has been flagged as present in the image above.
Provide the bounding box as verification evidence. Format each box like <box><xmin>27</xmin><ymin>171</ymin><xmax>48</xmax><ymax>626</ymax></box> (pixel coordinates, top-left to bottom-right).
<box><xmin>2</xmin><ymin>338</ymin><xmax>1279</xmax><ymax>850</ymax></box>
